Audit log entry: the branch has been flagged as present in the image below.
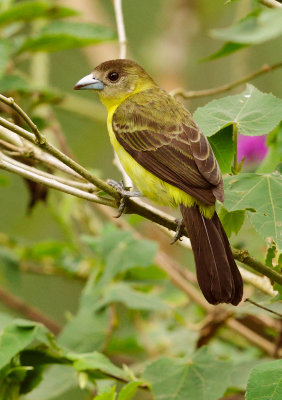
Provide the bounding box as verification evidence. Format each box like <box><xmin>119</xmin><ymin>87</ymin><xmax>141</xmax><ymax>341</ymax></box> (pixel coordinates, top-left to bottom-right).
<box><xmin>232</xmin><ymin>248</ymin><xmax>282</xmax><ymax>286</ymax></box>
<box><xmin>245</xmin><ymin>298</ymin><xmax>282</xmax><ymax>318</ymax></box>
<box><xmin>0</xmin><ymin>153</ymin><xmax>114</xmax><ymax>207</ymax></box>
<box><xmin>170</xmin><ymin>62</ymin><xmax>282</xmax><ymax>99</ymax></box>
<box><xmin>0</xmin><ymin>286</ymin><xmax>62</xmax><ymax>335</ymax></box>
<box><xmin>260</xmin><ymin>0</ymin><xmax>282</xmax><ymax>8</ymax></box>
<box><xmin>113</xmin><ymin>0</ymin><xmax>127</xmax><ymax>59</ymax></box>
<box><xmin>0</xmin><ymin>113</ymin><xmax>119</xmax><ymax>200</ymax></box>
<box><xmin>0</xmin><ymin>93</ymin><xmax>45</xmax><ymax>144</ymax></box>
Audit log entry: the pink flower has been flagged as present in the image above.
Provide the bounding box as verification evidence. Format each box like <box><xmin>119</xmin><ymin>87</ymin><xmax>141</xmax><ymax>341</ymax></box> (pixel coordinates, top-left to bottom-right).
<box><xmin>237</xmin><ymin>135</ymin><xmax>268</xmax><ymax>164</ymax></box>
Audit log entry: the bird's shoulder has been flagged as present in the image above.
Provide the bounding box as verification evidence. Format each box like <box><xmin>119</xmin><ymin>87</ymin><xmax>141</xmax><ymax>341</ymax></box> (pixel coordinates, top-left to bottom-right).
<box><xmin>114</xmin><ymin>87</ymin><xmax>191</xmax><ymax>128</ymax></box>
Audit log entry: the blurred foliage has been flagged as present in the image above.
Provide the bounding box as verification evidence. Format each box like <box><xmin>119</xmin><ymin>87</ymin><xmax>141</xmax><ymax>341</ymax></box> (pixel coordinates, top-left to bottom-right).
<box><xmin>0</xmin><ymin>0</ymin><xmax>281</xmax><ymax>399</ymax></box>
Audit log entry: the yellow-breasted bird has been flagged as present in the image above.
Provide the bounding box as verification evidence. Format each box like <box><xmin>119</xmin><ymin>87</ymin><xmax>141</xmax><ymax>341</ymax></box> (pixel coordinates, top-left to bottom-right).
<box><xmin>74</xmin><ymin>59</ymin><xmax>243</xmax><ymax>305</ymax></box>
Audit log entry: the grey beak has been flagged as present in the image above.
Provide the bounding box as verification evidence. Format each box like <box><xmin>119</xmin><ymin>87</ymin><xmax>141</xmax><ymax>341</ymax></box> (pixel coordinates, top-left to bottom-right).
<box><xmin>74</xmin><ymin>73</ymin><xmax>104</xmax><ymax>90</ymax></box>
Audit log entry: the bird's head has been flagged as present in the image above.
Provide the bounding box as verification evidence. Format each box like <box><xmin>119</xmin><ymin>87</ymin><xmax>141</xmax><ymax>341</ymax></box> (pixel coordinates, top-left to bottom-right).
<box><xmin>74</xmin><ymin>59</ymin><xmax>156</xmax><ymax>108</ymax></box>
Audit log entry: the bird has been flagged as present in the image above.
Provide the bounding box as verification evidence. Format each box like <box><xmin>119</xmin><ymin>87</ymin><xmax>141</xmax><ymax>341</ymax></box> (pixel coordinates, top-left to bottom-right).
<box><xmin>74</xmin><ymin>59</ymin><xmax>243</xmax><ymax>305</ymax></box>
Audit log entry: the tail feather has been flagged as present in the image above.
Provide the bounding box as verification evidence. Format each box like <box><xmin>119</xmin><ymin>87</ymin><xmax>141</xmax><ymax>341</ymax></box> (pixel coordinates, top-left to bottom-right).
<box><xmin>180</xmin><ymin>205</ymin><xmax>243</xmax><ymax>305</ymax></box>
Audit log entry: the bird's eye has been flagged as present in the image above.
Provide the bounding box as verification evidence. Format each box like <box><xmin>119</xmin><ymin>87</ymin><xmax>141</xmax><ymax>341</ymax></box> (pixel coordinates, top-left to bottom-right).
<box><xmin>107</xmin><ymin>71</ymin><xmax>119</xmax><ymax>82</ymax></box>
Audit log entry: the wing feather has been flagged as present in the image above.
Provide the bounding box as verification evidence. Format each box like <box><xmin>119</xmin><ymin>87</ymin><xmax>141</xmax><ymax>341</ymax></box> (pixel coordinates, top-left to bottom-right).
<box><xmin>112</xmin><ymin>88</ymin><xmax>224</xmax><ymax>205</ymax></box>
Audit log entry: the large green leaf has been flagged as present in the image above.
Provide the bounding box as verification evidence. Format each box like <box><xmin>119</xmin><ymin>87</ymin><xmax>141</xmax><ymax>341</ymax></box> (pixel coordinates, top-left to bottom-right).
<box><xmin>95</xmin><ymin>282</ymin><xmax>167</xmax><ymax>312</ymax></box>
<box><xmin>246</xmin><ymin>359</ymin><xmax>282</xmax><ymax>400</ymax></box>
<box><xmin>19</xmin><ymin>21</ymin><xmax>116</xmax><ymax>53</ymax></box>
<box><xmin>194</xmin><ymin>85</ymin><xmax>282</xmax><ymax>137</ymax></box>
<box><xmin>0</xmin><ymin>0</ymin><xmax>78</xmax><ymax>27</ymax></box>
<box><xmin>0</xmin><ymin>319</ymin><xmax>54</xmax><ymax>369</ymax></box>
<box><xmin>224</xmin><ymin>173</ymin><xmax>282</xmax><ymax>248</ymax></box>
<box><xmin>211</xmin><ymin>8</ymin><xmax>282</xmax><ymax>44</ymax></box>
<box><xmin>142</xmin><ymin>347</ymin><xmax>232</xmax><ymax>400</ymax></box>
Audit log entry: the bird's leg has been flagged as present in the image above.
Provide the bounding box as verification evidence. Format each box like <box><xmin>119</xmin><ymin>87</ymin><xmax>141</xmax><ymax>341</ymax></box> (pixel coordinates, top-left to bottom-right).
<box><xmin>170</xmin><ymin>218</ymin><xmax>185</xmax><ymax>245</ymax></box>
<box><xmin>107</xmin><ymin>179</ymin><xmax>142</xmax><ymax>218</ymax></box>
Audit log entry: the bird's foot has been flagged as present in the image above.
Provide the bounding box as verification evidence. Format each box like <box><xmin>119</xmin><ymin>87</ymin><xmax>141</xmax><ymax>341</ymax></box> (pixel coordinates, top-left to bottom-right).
<box><xmin>107</xmin><ymin>179</ymin><xmax>141</xmax><ymax>218</ymax></box>
<box><xmin>170</xmin><ymin>218</ymin><xmax>185</xmax><ymax>245</ymax></box>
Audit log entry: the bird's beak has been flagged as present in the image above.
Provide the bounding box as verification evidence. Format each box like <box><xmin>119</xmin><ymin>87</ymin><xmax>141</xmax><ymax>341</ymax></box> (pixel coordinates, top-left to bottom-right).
<box><xmin>73</xmin><ymin>73</ymin><xmax>104</xmax><ymax>90</ymax></box>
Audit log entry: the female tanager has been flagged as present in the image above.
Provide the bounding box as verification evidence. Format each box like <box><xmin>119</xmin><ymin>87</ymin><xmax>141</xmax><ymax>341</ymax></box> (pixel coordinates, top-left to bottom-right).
<box><xmin>74</xmin><ymin>59</ymin><xmax>243</xmax><ymax>306</ymax></box>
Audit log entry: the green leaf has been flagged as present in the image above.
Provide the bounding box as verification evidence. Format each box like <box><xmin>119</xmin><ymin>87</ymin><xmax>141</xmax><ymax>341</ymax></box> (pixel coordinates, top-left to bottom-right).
<box><xmin>118</xmin><ymin>381</ymin><xmax>141</xmax><ymax>400</ymax></box>
<box><xmin>142</xmin><ymin>347</ymin><xmax>232</xmax><ymax>400</ymax></box>
<box><xmin>211</xmin><ymin>9</ymin><xmax>282</xmax><ymax>44</ymax></box>
<box><xmin>0</xmin><ymin>319</ymin><xmax>54</xmax><ymax>369</ymax></box>
<box><xmin>69</xmin><ymin>351</ymin><xmax>128</xmax><ymax>381</ymax></box>
<box><xmin>0</xmin><ymin>0</ymin><xmax>78</xmax><ymax>27</ymax></box>
<box><xmin>194</xmin><ymin>85</ymin><xmax>282</xmax><ymax>137</ymax></box>
<box><xmin>101</xmin><ymin>235</ymin><xmax>158</xmax><ymax>283</ymax></box>
<box><xmin>203</xmin><ymin>42</ymin><xmax>247</xmax><ymax>61</ymax></box>
<box><xmin>246</xmin><ymin>359</ymin><xmax>282</xmax><ymax>400</ymax></box>
<box><xmin>19</xmin><ymin>21</ymin><xmax>116</xmax><ymax>53</ymax></box>
<box><xmin>224</xmin><ymin>173</ymin><xmax>282</xmax><ymax>249</ymax></box>
<box><xmin>58</xmin><ymin>308</ymin><xmax>109</xmax><ymax>353</ymax></box>
<box><xmin>208</xmin><ymin>125</ymin><xmax>234</xmax><ymax>174</ymax></box>
<box><xmin>96</xmin><ymin>282</ymin><xmax>167</xmax><ymax>312</ymax></box>
<box><xmin>219</xmin><ymin>207</ymin><xmax>245</xmax><ymax>237</ymax></box>
<box><xmin>0</xmin><ymin>40</ymin><xmax>12</xmax><ymax>78</ymax></box>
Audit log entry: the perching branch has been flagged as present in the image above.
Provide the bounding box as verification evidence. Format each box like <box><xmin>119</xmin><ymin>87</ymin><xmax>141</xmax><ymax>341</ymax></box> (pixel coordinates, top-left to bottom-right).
<box><xmin>0</xmin><ymin>95</ymin><xmax>282</xmax><ymax>288</ymax></box>
<box><xmin>260</xmin><ymin>0</ymin><xmax>282</xmax><ymax>8</ymax></box>
<box><xmin>170</xmin><ymin>62</ymin><xmax>282</xmax><ymax>99</ymax></box>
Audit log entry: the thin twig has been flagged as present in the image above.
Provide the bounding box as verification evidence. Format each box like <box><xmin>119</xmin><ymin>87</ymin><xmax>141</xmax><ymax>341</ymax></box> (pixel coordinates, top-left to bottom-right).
<box><xmin>260</xmin><ymin>0</ymin><xmax>282</xmax><ymax>8</ymax></box>
<box><xmin>0</xmin><ymin>114</ymin><xmax>119</xmax><ymax>200</ymax></box>
<box><xmin>170</xmin><ymin>62</ymin><xmax>282</xmax><ymax>99</ymax></box>
<box><xmin>113</xmin><ymin>0</ymin><xmax>127</xmax><ymax>59</ymax></box>
<box><xmin>0</xmin><ymin>286</ymin><xmax>62</xmax><ymax>335</ymax></box>
<box><xmin>245</xmin><ymin>298</ymin><xmax>282</xmax><ymax>318</ymax></box>
<box><xmin>1</xmin><ymin>153</ymin><xmax>96</xmax><ymax>192</ymax></box>
<box><xmin>0</xmin><ymin>94</ymin><xmax>45</xmax><ymax>144</ymax></box>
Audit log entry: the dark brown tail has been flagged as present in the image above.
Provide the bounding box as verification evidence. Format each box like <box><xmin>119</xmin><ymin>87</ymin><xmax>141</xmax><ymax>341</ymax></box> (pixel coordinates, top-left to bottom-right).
<box><xmin>180</xmin><ymin>205</ymin><xmax>243</xmax><ymax>305</ymax></box>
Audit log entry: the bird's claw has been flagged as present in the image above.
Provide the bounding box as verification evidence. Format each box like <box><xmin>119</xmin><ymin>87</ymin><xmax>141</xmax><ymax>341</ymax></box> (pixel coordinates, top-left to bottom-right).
<box><xmin>107</xmin><ymin>179</ymin><xmax>141</xmax><ymax>218</ymax></box>
<box><xmin>170</xmin><ymin>218</ymin><xmax>185</xmax><ymax>245</ymax></box>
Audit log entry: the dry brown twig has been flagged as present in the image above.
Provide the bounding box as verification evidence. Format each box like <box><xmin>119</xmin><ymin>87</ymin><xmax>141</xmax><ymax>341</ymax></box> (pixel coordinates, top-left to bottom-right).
<box><xmin>170</xmin><ymin>62</ymin><xmax>282</xmax><ymax>99</ymax></box>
